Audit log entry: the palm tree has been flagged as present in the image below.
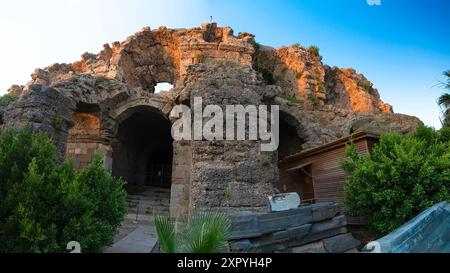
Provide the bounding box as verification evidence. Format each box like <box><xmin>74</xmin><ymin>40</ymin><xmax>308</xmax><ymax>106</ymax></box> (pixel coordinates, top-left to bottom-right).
<box><xmin>155</xmin><ymin>210</ymin><xmax>231</xmax><ymax>253</ymax></box>
<box><xmin>438</xmin><ymin>70</ymin><xmax>450</xmax><ymax>127</ymax></box>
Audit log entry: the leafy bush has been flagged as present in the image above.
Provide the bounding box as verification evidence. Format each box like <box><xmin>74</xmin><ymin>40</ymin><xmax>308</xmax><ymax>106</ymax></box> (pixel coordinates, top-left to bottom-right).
<box><xmin>341</xmin><ymin>126</ymin><xmax>450</xmax><ymax>234</ymax></box>
<box><xmin>295</xmin><ymin>71</ymin><xmax>303</xmax><ymax>79</ymax></box>
<box><xmin>308</xmin><ymin>45</ymin><xmax>320</xmax><ymax>57</ymax></box>
<box><xmin>362</xmin><ymin>82</ymin><xmax>373</xmax><ymax>93</ymax></box>
<box><xmin>0</xmin><ymin>94</ymin><xmax>17</xmax><ymax>107</ymax></box>
<box><xmin>0</xmin><ymin>127</ymin><xmax>127</xmax><ymax>252</ymax></box>
<box><xmin>155</xmin><ymin>211</ymin><xmax>231</xmax><ymax>253</ymax></box>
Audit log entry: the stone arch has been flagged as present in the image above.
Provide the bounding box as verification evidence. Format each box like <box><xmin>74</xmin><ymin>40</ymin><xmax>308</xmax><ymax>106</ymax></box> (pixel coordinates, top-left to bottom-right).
<box><xmin>65</xmin><ymin>101</ymin><xmax>113</xmax><ymax>170</ymax></box>
<box><xmin>277</xmin><ymin>109</ymin><xmax>314</xmax><ymax>201</ymax></box>
<box><xmin>278</xmin><ymin>109</ymin><xmax>308</xmax><ymax>160</ymax></box>
<box><xmin>112</xmin><ymin>30</ymin><xmax>181</xmax><ymax>92</ymax></box>
<box><xmin>108</xmin><ymin>96</ymin><xmax>174</xmax><ymax>135</ymax></box>
<box><xmin>111</xmin><ymin>102</ymin><xmax>173</xmax><ymax>185</ymax></box>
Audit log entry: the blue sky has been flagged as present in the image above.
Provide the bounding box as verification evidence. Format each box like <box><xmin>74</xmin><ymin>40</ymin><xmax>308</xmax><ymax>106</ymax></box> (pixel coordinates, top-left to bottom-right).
<box><xmin>0</xmin><ymin>0</ymin><xmax>449</xmax><ymax>128</ymax></box>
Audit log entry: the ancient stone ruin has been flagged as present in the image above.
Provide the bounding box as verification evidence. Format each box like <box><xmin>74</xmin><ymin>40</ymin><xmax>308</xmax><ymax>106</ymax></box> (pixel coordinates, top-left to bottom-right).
<box><xmin>1</xmin><ymin>23</ymin><xmax>421</xmax><ymax>218</ymax></box>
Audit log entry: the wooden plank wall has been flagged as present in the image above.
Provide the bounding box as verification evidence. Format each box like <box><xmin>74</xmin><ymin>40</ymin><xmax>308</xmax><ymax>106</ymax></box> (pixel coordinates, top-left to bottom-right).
<box><xmin>311</xmin><ymin>140</ymin><xmax>368</xmax><ymax>208</ymax></box>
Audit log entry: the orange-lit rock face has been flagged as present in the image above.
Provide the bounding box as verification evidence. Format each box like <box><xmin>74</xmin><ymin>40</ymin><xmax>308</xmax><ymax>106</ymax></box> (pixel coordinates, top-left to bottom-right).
<box><xmin>20</xmin><ymin>23</ymin><xmax>393</xmax><ymax>117</ymax></box>
<box><xmin>31</xmin><ymin>23</ymin><xmax>255</xmax><ymax>93</ymax></box>
<box><xmin>324</xmin><ymin>67</ymin><xmax>393</xmax><ymax>114</ymax></box>
<box><xmin>254</xmin><ymin>45</ymin><xmax>325</xmax><ymax>104</ymax></box>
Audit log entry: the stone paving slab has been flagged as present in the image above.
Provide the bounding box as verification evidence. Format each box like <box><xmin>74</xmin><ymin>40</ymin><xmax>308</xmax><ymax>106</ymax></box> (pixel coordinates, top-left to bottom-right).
<box><xmin>104</xmin><ymin>225</ymin><xmax>158</xmax><ymax>253</ymax></box>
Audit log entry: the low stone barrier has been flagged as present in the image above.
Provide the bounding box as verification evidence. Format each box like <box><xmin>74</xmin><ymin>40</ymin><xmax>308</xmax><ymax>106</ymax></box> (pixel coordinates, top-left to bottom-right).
<box><xmin>229</xmin><ymin>202</ymin><xmax>360</xmax><ymax>253</ymax></box>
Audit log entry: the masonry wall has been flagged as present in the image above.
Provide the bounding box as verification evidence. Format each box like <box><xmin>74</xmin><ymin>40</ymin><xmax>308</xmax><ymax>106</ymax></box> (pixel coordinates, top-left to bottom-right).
<box><xmin>229</xmin><ymin>202</ymin><xmax>360</xmax><ymax>253</ymax></box>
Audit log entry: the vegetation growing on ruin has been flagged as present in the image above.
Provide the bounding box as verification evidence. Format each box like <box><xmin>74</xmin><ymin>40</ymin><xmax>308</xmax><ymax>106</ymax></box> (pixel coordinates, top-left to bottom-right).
<box><xmin>308</xmin><ymin>93</ymin><xmax>320</xmax><ymax>107</ymax></box>
<box><xmin>253</xmin><ymin>41</ymin><xmax>261</xmax><ymax>52</ymax></box>
<box><xmin>308</xmin><ymin>45</ymin><xmax>320</xmax><ymax>57</ymax></box>
<box><xmin>52</xmin><ymin>114</ymin><xmax>65</xmax><ymax>131</ymax></box>
<box><xmin>196</xmin><ymin>54</ymin><xmax>206</xmax><ymax>64</ymax></box>
<box><xmin>260</xmin><ymin>68</ymin><xmax>276</xmax><ymax>85</ymax></box>
<box><xmin>317</xmin><ymin>83</ymin><xmax>325</xmax><ymax>93</ymax></box>
<box><xmin>0</xmin><ymin>127</ymin><xmax>127</xmax><ymax>252</ymax></box>
<box><xmin>295</xmin><ymin>71</ymin><xmax>303</xmax><ymax>79</ymax></box>
<box><xmin>0</xmin><ymin>94</ymin><xmax>17</xmax><ymax>107</ymax></box>
<box><xmin>281</xmin><ymin>92</ymin><xmax>303</xmax><ymax>105</ymax></box>
<box><xmin>341</xmin><ymin>126</ymin><xmax>450</xmax><ymax>234</ymax></box>
<box><xmin>155</xmin><ymin>211</ymin><xmax>231</xmax><ymax>253</ymax></box>
<box><xmin>362</xmin><ymin>82</ymin><xmax>373</xmax><ymax>93</ymax></box>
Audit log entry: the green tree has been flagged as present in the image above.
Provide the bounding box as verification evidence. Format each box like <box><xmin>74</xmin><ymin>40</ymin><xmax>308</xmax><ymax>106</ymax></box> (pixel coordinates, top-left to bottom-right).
<box><xmin>438</xmin><ymin>70</ymin><xmax>450</xmax><ymax>126</ymax></box>
<box><xmin>0</xmin><ymin>127</ymin><xmax>127</xmax><ymax>252</ymax></box>
<box><xmin>341</xmin><ymin>126</ymin><xmax>450</xmax><ymax>234</ymax></box>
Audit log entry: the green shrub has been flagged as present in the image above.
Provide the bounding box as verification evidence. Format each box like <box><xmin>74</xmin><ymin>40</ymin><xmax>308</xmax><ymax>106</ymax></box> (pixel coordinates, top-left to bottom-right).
<box><xmin>317</xmin><ymin>83</ymin><xmax>325</xmax><ymax>93</ymax></box>
<box><xmin>281</xmin><ymin>92</ymin><xmax>302</xmax><ymax>104</ymax></box>
<box><xmin>0</xmin><ymin>94</ymin><xmax>17</xmax><ymax>107</ymax></box>
<box><xmin>253</xmin><ymin>41</ymin><xmax>261</xmax><ymax>52</ymax></box>
<box><xmin>0</xmin><ymin>127</ymin><xmax>127</xmax><ymax>252</ymax></box>
<box><xmin>52</xmin><ymin>115</ymin><xmax>65</xmax><ymax>131</ymax></box>
<box><xmin>362</xmin><ymin>82</ymin><xmax>373</xmax><ymax>93</ymax></box>
<box><xmin>308</xmin><ymin>45</ymin><xmax>320</xmax><ymax>57</ymax></box>
<box><xmin>260</xmin><ymin>68</ymin><xmax>276</xmax><ymax>85</ymax></box>
<box><xmin>308</xmin><ymin>93</ymin><xmax>320</xmax><ymax>107</ymax></box>
<box><xmin>295</xmin><ymin>71</ymin><xmax>303</xmax><ymax>79</ymax></box>
<box><xmin>292</xmin><ymin>43</ymin><xmax>302</xmax><ymax>48</ymax></box>
<box><xmin>196</xmin><ymin>54</ymin><xmax>205</xmax><ymax>64</ymax></box>
<box><xmin>341</xmin><ymin>126</ymin><xmax>450</xmax><ymax>234</ymax></box>
<box><xmin>155</xmin><ymin>211</ymin><xmax>231</xmax><ymax>253</ymax></box>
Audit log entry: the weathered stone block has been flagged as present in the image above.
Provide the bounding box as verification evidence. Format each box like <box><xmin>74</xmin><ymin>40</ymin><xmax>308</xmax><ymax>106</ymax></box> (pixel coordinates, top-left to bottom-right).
<box><xmin>311</xmin><ymin>202</ymin><xmax>340</xmax><ymax>222</ymax></box>
<box><xmin>323</xmin><ymin>233</ymin><xmax>361</xmax><ymax>253</ymax></box>
<box><xmin>286</xmin><ymin>224</ymin><xmax>311</xmax><ymax>239</ymax></box>
<box><xmin>290</xmin><ymin>241</ymin><xmax>327</xmax><ymax>253</ymax></box>
<box><xmin>229</xmin><ymin>211</ymin><xmax>262</xmax><ymax>239</ymax></box>
<box><xmin>258</xmin><ymin>207</ymin><xmax>313</xmax><ymax>234</ymax></box>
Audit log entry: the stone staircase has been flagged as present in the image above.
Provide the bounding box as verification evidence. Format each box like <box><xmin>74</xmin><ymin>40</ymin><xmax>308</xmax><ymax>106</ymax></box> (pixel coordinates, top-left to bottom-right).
<box><xmin>125</xmin><ymin>186</ymin><xmax>171</xmax><ymax>223</ymax></box>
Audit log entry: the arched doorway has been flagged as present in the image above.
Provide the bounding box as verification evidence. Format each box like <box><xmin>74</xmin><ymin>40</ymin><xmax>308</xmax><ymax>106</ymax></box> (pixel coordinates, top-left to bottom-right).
<box><xmin>112</xmin><ymin>106</ymin><xmax>173</xmax><ymax>189</ymax></box>
<box><xmin>277</xmin><ymin>112</ymin><xmax>315</xmax><ymax>203</ymax></box>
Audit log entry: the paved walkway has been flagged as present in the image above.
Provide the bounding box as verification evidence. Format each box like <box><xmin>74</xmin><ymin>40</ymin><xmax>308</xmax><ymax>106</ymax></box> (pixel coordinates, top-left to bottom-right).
<box><xmin>104</xmin><ymin>222</ymin><xmax>158</xmax><ymax>253</ymax></box>
<box><xmin>104</xmin><ymin>186</ymin><xmax>169</xmax><ymax>253</ymax></box>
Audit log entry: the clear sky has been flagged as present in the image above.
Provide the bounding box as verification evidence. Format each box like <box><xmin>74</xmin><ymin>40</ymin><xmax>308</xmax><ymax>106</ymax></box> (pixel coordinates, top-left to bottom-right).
<box><xmin>0</xmin><ymin>0</ymin><xmax>449</xmax><ymax>128</ymax></box>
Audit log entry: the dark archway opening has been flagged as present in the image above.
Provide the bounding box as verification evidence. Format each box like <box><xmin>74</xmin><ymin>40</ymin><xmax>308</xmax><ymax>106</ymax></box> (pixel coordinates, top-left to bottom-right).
<box><xmin>112</xmin><ymin>108</ymin><xmax>173</xmax><ymax>190</ymax></box>
<box><xmin>277</xmin><ymin>113</ymin><xmax>315</xmax><ymax>203</ymax></box>
<box><xmin>278</xmin><ymin>114</ymin><xmax>305</xmax><ymax>161</ymax></box>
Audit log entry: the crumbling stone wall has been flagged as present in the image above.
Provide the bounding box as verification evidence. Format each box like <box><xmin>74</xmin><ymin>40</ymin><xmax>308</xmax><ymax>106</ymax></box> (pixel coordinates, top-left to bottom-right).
<box><xmin>0</xmin><ymin>23</ymin><xmax>423</xmax><ymax>218</ymax></box>
<box><xmin>177</xmin><ymin>62</ymin><xmax>279</xmax><ymax>212</ymax></box>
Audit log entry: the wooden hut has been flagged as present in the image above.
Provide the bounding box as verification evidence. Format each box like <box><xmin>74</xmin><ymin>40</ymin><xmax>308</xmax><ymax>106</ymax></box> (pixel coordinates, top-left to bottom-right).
<box><xmin>278</xmin><ymin>132</ymin><xmax>380</xmax><ymax>223</ymax></box>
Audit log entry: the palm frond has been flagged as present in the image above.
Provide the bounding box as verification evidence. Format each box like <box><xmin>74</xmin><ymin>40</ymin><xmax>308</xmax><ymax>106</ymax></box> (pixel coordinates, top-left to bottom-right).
<box><xmin>443</xmin><ymin>70</ymin><xmax>450</xmax><ymax>79</ymax></box>
<box><xmin>184</xmin><ymin>211</ymin><xmax>231</xmax><ymax>253</ymax></box>
<box><xmin>155</xmin><ymin>210</ymin><xmax>231</xmax><ymax>253</ymax></box>
<box><xmin>438</xmin><ymin>93</ymin><xmax>450</xmax><ymax>108</ymax></box>
<box><xmin>154</xmin><ymin>215</ymin><xmax>177</xmax><ymax>253</ymax></box>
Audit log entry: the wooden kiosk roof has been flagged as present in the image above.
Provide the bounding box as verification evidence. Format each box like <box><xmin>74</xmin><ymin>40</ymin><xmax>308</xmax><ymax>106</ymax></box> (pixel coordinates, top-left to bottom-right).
<box><xmin>279</xmin><ymin>131</ymin><xmax>380</xmax><ymax>165</ymax></box>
